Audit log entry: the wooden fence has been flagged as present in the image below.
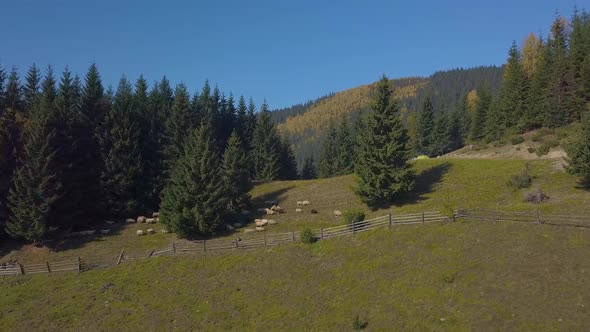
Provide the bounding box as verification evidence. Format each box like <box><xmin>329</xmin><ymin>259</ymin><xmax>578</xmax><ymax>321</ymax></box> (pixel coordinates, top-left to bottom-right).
<box><xmin>0</xmin><ymin>258</ymin><xmax>82</xmax><ymax>277</ymax></box>
<box><xmin>3</xmin><ymin>208</ymin><xmax>589</xmax><ymax>277</ymax></box>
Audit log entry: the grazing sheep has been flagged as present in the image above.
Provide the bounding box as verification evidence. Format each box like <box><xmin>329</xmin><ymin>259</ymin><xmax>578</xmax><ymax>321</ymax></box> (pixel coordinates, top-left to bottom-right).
<box><xmin>255</xmin><ymin>226</ymin><xmax>266</xmax><ymax>232</ymax></box>
<box><xmin>125</xmin><ymin>218</ymin><xmax>135</xmax><ymax>224</ymax></box>
<box><xmin>256</xmin><ymin>220</ymin><xmax>268</xmax><ymax>227</ymax></box>
<box><xmin>152</xmin><ymin>212</ymin><xmax>160</xmax><ymax>218</ymax></box>
<box><xmin>146</xmin><ymin>218</ymin><xmax>156</xmax><ymax>224</ymax></box>
<box><xmin>147</xmin><ymin>228</ymin><xmax>155</xmax><ymax>234</ymax></box>
<box><xmin>161</xmin><ymin>229</ymin><xmax>169</xmax><ymax>234</ymax></box>
<box><xmin>137</xmin><ymin>216</ymin><xmax>147</xmax><ymax>223</ymax></box>
<box><xmin>105</xmin><ymin>220</ymin><xmax>115</xmax><ymax>225</ymax></box>
<box><xmin>233</xmin><ymin>223</ymin><xmax>242</xmax><ymax>228</ymax></box>
<box><xmin>333</xmin><ymin>210</ymin><xmax>342</xmax><ymax>217</ymax></box>
<box><xmin>136</xmin><ymin>230</ymin><xmax>145</xmax><ymax>236</ymax></box>
<box><xmin>244</xmin><ymin>229</ymin><xmax>255</xmax><ymax>233</ymax></box>
<box><xmin>296</xmin><ymin>208</ymin><xmax>303</xmax><ymax>213</ymax></box>
<box><xmin>226</xmin><ymin>224</ymin><xmax>235</xmax><ymax>231</ymax></box>
<box><xmin>311</xmin><ymin>209</ymin><xmax>318</xmax><ymax>214</ymax></box>
<box><xmin>100</xmin><ymin>229</ymin><xmax>110</xmax><ymax>235</ymax></box>
<box><xmin>297</xmin><ymin>201</ymin><xmax>303</xmax><ymax>206</ymax></box>
<box><xmin>302</xmin><ymin>200</ymin><xmax>311</xmax><ymax>206</ymax></box>
<box><xmin>267</xmin><ymin>219</ymin><xmax>278</xmax><ymax>225</ymax></box>
<box><xmin>265</xmin><ymin>209</ymin><xmax>276</xmax><ymax>215</ymax></box>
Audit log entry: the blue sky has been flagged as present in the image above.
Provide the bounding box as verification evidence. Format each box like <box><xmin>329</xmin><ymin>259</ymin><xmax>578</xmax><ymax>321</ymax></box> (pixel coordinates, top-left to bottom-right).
<box><xmin>0</xmin><ymin>0</ymin><xmax>583</xmax><ymax>109</ymax></box>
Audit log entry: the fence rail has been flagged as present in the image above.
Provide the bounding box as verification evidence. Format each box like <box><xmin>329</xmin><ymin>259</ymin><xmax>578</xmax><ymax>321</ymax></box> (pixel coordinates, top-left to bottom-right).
<box><xmin>3</xmin><ymin>208</ymin><xmax>589</xmax><ymax>277</ymax></box>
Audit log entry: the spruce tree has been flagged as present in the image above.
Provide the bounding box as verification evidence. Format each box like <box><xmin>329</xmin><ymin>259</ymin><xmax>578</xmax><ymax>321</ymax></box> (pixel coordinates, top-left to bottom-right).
<box><xmin>319</xmin><ymin>124</ymin><xmax>338</xmax><ymax>178</ymax></box>
<box><xmin>469</xmin><ymin>86</ymin><xmax>492</xmax><ymax>141</ymax></box>
<box><xmin>160</xmin><ymin>122</ymin><xmax>228</xmax><ymax>237</ymax></box>
<box><xmin>219</xmin><ymin>93</ymin><xmax>237</xmax><ymax>150</ymax></box>
<box><xmin>0</xmin><ymin>108</ymin><xmax>20</xmax><ymax>235</ymax></box>
<box><xmin>416</xmin><ymin>96</ymin><xmax>435</xmax><ymax>154</ymax></box>
<box><xmin>6</xmin><ymin>83</ymin><xmax>62</xmax><ymax>242</ymax></box>
<box><xmin>431</xmin><ymin>111</ymin><xmax>452</xmax><ymax>156</ymax></box>
<box><xmin>278</xmin><ymin>137</ymin><xmax>298</xmax><ymax>180</ymax></box>
<box><xmin>23</xmin><ymin>63</ymin><xmax>41</xmax><ymax>113</ymax></box>
<box><xmin>163</xmin><ymin>83</ymin><xmax>193</xmax><ymax>180</ymax></box>
<box><xmin>567</xmin><ymin>113</ymin><xmax>590</xmax><ymax>183</ymax></box>
<box><xmin>251</xmin><ymin>101</ymin><xmax>281</xmax><ymax>181</ymax></box>
<box><xmin>236</xmin><ymin>95</ymin><xmax>248</xmax><ymax>142</ymax></box>
<box><xmin>97</xmin><ymin>77</ymin><xmax>143</xmax><ymax>217</ymax></box>
<box><xmin>5</xmin><ymin>67</ymin><xmax>22</xmax><ymax>112</ymax></box>
<box><xmin>0</xmin><ymin>64</ymin><xmax>6</xmax><ymax>112</ymax></box>
<box><xmin>568</xmin><ymin>9</ymin><xmax>590</xmax><ymax>120</ymax></box>
<box><xmin>222</xmin><ymin>131</ymin><xmax>251</xmax><ymax>213</ymax></box>
<box><xmin>545</xmin><ymin>17</ymin><xmax>573</xmax><ymax>127</ymax></box>
<box><xmin>354</xmin><ymin>76</ymin><xmax>415</xmax><ymax>207</ymax></box>
<box><xmin>526</xmin><ymin>38</ymin><xmax>550</xmax><ymax>130</ymax></box>
<box><xmin>299</xmin><ymin>156</ymin><xmax>317</xmax><ymax>180</ymax></box>
<box><xmin>336</xmin><ymin>117</ymin><xmax>354</xmax><ymax>175</ymax></box>
<box><xmin>496</xmin><ymin>42</ymin><xmax>528</xmax><ymax>132</ymax></box>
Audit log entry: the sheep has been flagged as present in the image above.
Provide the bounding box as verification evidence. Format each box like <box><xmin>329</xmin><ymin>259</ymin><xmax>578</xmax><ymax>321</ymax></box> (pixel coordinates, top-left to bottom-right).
<box><xmin>267</xmin><ymin>219</ymin><xmax>278</xmax><ymax>225</ymax></box>
<box><xmin>302</xmin><ymin>200</ymin><xmax>311</xmax><ymax>206</ymax></box>
<box><xmin>146</xmin><ymin>228</ymin><xmax>155</xmax><ymax>234</ymax></box>
<box><xmin>244</xmin><ymin>229</ymin><xmax>255</xmax><ymax>233</ymax></box>
<box><xmin>125</xmin><ymin>218</ymin><xmax>136</xmax><ymax>224</ymax></box>
<box><xmin>297</xmin><ymin>201</ymin><xmax>303</xmax><ymax>206</ymax></box>
<box><xmin>105</xmin><ymin>220</ymin><xmax>115</xmax><ymax>225</ymax></box>
<box><xmin>100</xmin><ymin>229</ymin><xmax>110</xmax><ymax>235</ymax></box>
<box><xmin>136</xmin><ymin>230</ymin><xmax>145</xmax><ymax>236</ymax></box>
<box><xmin>265</xmin><ymin>209</ymin><xmax>276</xmax><ymax>215</ymax></box>
<box><xmin>152</xmin><ymin>212</ymin><xmax>160</xmax><ymax>218</ymax></box>
<box><xmin>137</xmin><ymin>216</ymin><xmax>147</xmax><ymax>223</ymax></box>
<box><xmin>333</xmin><ymin>210</ymin><xmax>342</xmax><ymax>217</ymax></box>
<box><xmin>161</xmin><ymin>229</ymin><xmax>169</xmax><ymax>234</ymax></box>
<box><xmin>311</xmin><ymin>209</ymin><xmax>318</xmax><ymax>214</ymax></box>
<box><xmin>146</xmin><ymin>218</ymin><xmax>156</xmax><ymax>224</ymax></box>
<box><xmin>255</xmin><ymin>226</ymin><xmax>266</xmax><ymax>232</ymax></box>
<box><xmin>256</xmin><ymin>220</ymin><xmax>268</xmax><ymax>227</ymax></box>
<box><xmin>296</xmin><ymin>208</ymin><xmax>303</xmax><ymax>213</ymax></box>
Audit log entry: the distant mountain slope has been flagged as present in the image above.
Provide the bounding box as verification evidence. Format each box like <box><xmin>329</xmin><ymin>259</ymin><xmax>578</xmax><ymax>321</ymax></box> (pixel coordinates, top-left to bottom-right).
<box><xmin>273</xmin><ymin>66</ymin><xmax>504</xmax><ymax>163</ymax></box>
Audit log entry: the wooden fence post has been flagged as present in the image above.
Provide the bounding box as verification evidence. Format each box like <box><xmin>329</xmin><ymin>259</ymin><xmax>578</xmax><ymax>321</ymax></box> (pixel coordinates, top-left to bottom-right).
<box><xmin>352</xmin><ymin>220</ymin><xmax>356</xmax><ymax>234</ymax></box>
<box><xmin>46</xmin><ymin>262</ymin><xmax>51</xmax><ymax>273</ymax></box>
<box><xmin>172</xmin><ymin>241</ymin><xmax>176</xmax><ymax>255</ymax></box>
<box><xmin>536</xmin><ymin>208</ymin><xmax>541</xmax><ymax>225</ymax></box>
<box><xmin>492</xmin><ymin>209</ymin><xmax>497</xmax><ymax>223</ymax></box>
<box><xmin>18</xmin><ymin>263</ymin><xmax>25</xmax><ymax>275</ymax></box>
<box><xmin>77</xmin><ymin>257</ymin><xmax>81</xmax><ymax>274</ymax></box>
<box><xmin>148</xmin><ymin>249</ymin><xmax>155</xmax><ymax>258</ymax></box>
<box><xmin>203</xmin><ymin>240</ymin><xmax>207</xmax><ymax>252</ymax></box>
<box><xmin>235</xmin><ymin>238</ymin><xmax>239</xmax><ymax>248</ymax></box>
<box><xmin>264</xmin><ymin>234</ymin><xmax>267</xmax><ymax>248</ymax></box>
<box><xmin>422</xmin><ymin>211</ymin><xmax>425</xmax><ymax>224</ymax></box>
<box><xmin>292</xmin><ymin>231</ymin><xmax>295</xmax><ymax>242</ymax></box>
<box><xmin>117</xmin><ymin>247</ymin><xmax>125</xmax><ymax>265</ymax></box>
<box><xmin>388</xmin><ymin>212</ymin><xmax>392</xmax><ymax>228</ymax></box>
<box><xmin>320</xmin><ymin>228</ymin><xmax>324</xmax><ymax>240</ymax></box>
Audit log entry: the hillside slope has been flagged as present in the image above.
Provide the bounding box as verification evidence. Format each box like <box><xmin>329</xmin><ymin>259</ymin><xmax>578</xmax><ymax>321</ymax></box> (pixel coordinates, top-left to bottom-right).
<box><xmin>274</xmin><ymin>66</ymin><xmax>504</xmax><ymax>162</ymax></box>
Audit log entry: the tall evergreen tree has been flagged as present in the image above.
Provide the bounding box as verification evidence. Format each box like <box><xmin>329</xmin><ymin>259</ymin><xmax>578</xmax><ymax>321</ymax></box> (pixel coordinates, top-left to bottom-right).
<box><xmin>163</xmin><ymin>83</ymin><xmax>193</xmax><ymax>180</ymax></box>
<box><xmin>318</xmin><ymin>124</ymin><xmax>338</xmax><ymax>178</ymax></box>
<box><xmin>251</xmin><ymin>101</ymin><xmax>281</xmax><ymax>181</ymax></box>
<box><xmin>0</xmin><ymin>108</ymin><xmax>21</xmax><ymax>235</ymax></box>
<box><xmin>5</xmin><ymin>67</ymin><xmax>22</xmax><ymax>112</ymax></box>
<box><xmin>222</xmin><ymin>131</ymin><xmax>251</xmax><ymax>213</ymax></box>
<box><xmin>354</xmin><ymin>76</ymin><xmax>415</xmax><ymax>207</ymax></box>
<box><xmin>23</xmin><ymin>63</ymin><xmax>41</xmax><ymax>113</ymax></box>
<box><xmin>526</xmin><ymin>37</ymin><xmax>550</xmax><ymax>129</ymax></box>
<box><xmin>336</xmin><ymin>117</ymin><xmax>354</xmax><ymax>175</ymax></box>
<box><xmin>567</xmin><ymin>113</ymin><xmax>590</xmax><ymax>183</ymax></box>
<box><xmin>0</xmin><ymin>64</ymin><xmax>6</xmax><ymax>112</ymax></box>
<box><xmin>568</xmin><ymin>9</ymin><xmax>590</xmax><ymax>120</ymax></box>
<box><xmin>278</xmin><ymin>137</ymin><xmax>298</xmax><ymax>180</ymax></box>
<box><xmin>545</xmin><ymin>16</ymin><xmax>573</xmax><ymax>127</ymax></box>
<box><xmin>469</xmin><ymin>86</ymin><xmax>492</xmax><ymax>141</ymax></box>
<box><xmin>431</xmin><ymin>111</ymin><xmax>452</xmax><ymax>156</ymax></box>
<box><xmin>219</xmin><ymin>93</ymin><xmax>237</xmax><ymax>150</ymax></box>
<box><xmin>235</xmin><ymin>95</ymin><xmax>248</xmax><ymax>141</ymax></box>
<box><xmin>299</xmin><ymin>156</ymin><xmax>317</xmax><ymax>180</ymax></box>
<box><xmin>6</xmin><ymin>82</ymin><xmax>62</xmax><ymax>242</ymax></box>
<box><xmin>496</xmin><ymin>42</ymin><xmax>528</xmax><ymax>132</ymax></box>
<box><xmin>160</xmin><ymin>122</ymin><xmax>228</xmax><ymax>238</ymax></box>
<box><xmin>416</xmin><ymin>96</ymin><xmax>435</xmax><ymax>154</ymax></box>
<box><xmin>97</xmin><ymin>77</ymin><xmax>143</xmax><ymax>217</ymax></box>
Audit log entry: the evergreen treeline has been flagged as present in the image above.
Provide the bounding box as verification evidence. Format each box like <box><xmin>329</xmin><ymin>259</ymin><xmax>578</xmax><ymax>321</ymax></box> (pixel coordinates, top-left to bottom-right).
<box><xmin>0</xmin><ymin>64</ymin><xmax>297</xmax><ymax>241</ymax></box>
<box><xmin>413</xmin><ymin>9</ymin><xmax>590</xmax><ymax>156</ymax></box>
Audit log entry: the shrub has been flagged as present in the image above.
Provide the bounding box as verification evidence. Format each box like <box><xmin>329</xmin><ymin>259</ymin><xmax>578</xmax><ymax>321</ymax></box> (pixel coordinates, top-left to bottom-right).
<box><xmin>300</xmin><ymin>228</ymin><xmax>316</xmax><ymax>244</ymax></box>
<box><xmin>508</xmin><ymin>163</ymin><xmax>532</xmax><ymax>189</ymax></box>
<box><xmin>527</xmin><ymin>147</ymin><xmax>536</xmax><ymax>154</ymax></box>
<box><xmin>532</xmin><ymin>128</ymin><xmax>554</xmax><ymax>142</ymax></box>
<box><xmin>535</xmin><ymin>144</ymin><xmax>550</xmax><ymax>156</ymax></box>
<box><xmin>343</xmin><ymin>208</ymin><xmax>365</xmax><ymax>225</ymax></box>
<box><xmin>510</xmin><ymin>135</ymin><xmax>525</xmax><ymax>145</ymax></box>
<box><xmin>524</xmin><ymin>187</ymin><xmax>549</xmax><ymax>204</ymax></box>
<box><xmin>352</xmin><ymin>315</ymin><xmax>368</xmax><ymax>330</ymax></box>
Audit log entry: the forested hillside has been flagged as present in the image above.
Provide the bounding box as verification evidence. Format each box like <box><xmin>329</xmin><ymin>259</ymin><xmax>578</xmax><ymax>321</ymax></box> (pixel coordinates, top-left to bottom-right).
<box><xmin>273</xmin><ymin>66</ymin><xmax>503</xmax><ymax>163</ymax></box>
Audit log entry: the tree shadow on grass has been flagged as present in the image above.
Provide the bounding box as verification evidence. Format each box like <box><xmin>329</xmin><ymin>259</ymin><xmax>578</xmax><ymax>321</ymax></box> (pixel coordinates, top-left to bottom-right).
<box><xmin>371</xmin><ymin>162</ymin><xmax>453</xmax><ymax>210</ymax></box>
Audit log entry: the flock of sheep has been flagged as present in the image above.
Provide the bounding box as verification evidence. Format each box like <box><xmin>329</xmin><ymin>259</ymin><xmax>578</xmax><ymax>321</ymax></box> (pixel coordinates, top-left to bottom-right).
<box><xmin>127</xmin><ymin>212</ymin><xmax>168</xmax><ymax>236</ymax></box>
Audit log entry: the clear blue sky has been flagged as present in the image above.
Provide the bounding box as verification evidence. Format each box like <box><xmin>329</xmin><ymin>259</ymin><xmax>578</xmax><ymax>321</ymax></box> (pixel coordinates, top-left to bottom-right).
<box><xmin>0</xmin><ymin>0</ymin><xmax>583</xmax><ymax>109</ymax></box>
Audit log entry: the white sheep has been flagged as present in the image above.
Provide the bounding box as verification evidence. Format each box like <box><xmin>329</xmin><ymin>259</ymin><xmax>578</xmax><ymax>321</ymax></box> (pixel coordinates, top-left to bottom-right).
<box><xmin>125</xmin><ymin>218</ymin><xmax>136</xmax><ymax>224</ymax></box>
<box><xmin>302</xmin><ymin>200</ymin><xmax>311</xmax><ymax>206</ymax></box>
<box><xmin>267</xmin><ymin>220</ymin><xmax>277</xmax><ymax>225</ymax></box>
<box><xmin>146</xmin><ymin>218</ymin><xmax>156</xmax><ymax>224</ymax></box>
<box><xmin>255</xmin><ymin>226</ymin><xmax>266</xmax><ymax>232</ymax></box>
<box><xmin>295</xmin><ymin>208</ymin><xmax>303</xmax><ymax>213</ymax></box>
<box><xmin>136</xmin><ymin>230</ymin><xmax>145</xmax><ymax>236</ymax></box>
<box><xmin>152</xmin><ymin>212</ymin><xmax>160</xmax><ymax>218</ymax></box>
<box><xmin>137</xmin><ymin>216</ymin><xmax>147</xmax><ymax>223</ymax></box>
<box><xmin>161</xmin><ymin>229</ymin><xmax>169</xmax><ymax>234</ymax></box>
<box><xmin>297</xmin><ymin>201</ymin><xmax>303</xmax><ymax>206</ymax></box>
<box><xmin>333</xmin><ymin>210</ymin><xmax>342</xmax><ymax>217</ymax></box>
<box><xmin>244</xmin><ymin>229</ymin><xmax>255</xmax><ymax>233</ymax></box>
<box><xmin>265</xmin><ymin>209</ymin><xmax>276</xmax><ymax>215</ymax></box>
<box><xmin>147</xmin><ymin>228</ymin><xmax>155</xmax><ymax>234</ymax></box>
<box><xmin>256</xmin><ymin>219</ymin><xmax>268</xmax><ymax>227</ymax></box>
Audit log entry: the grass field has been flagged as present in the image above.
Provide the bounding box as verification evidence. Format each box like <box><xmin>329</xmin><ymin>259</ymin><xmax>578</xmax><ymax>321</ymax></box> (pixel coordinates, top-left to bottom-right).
<box><xmin>1</xmin><ymin>220</ymin><xmax>589</xmax><ymax>331</ymax></box>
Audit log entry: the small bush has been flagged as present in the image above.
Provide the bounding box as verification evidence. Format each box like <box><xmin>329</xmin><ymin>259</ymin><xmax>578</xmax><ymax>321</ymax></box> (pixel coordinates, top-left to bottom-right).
<box><xmin>532</xmin><ymin>128</ymin><xmax>554</xmax><ymax>142</ymax></box>
<box><xmin>300</xmin><ymin>228</ymin><xmax>316</xmax><ymax>244</ymax></box>
<box><xmin>510</xmin><ymin>135</ymin><xmax>525</xmax><ymax>145</ymax></box>
<box><xmin>508</xmin><ymin>163</ymin><xmax>532</xmax><ymax>189</ymax></box>
<box><xmin>527</xmin><ymin>147</ymin><xmax>535</xmax><ymax>154</ymax></box>
<box><xmin>524</xmin><ymin>187</ymin><xmax>549</xmax><ymax>204</ymax></box>
<box><xmin>442</xmin><ymin>271</ymin><xmax>458</xmax><ymax>284</ymax></box>
<box><xmin>535</xmin><ymin>144</ymin><xmax>550</xmax><ymax>156</ymax></box>
<box><xmin>343</xmin><ymin>209</ymin><xmax>365</xmax><ymax>225</ymax></box>
<box><xmin>492</xmin><ymin>141</ymin><xmax>503</xmax><ymax>148</ymax></box>
<box><xmin>352</xmin><ymin>315</ymin><xmax>368</xmax><ymax>330</ymax></box>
